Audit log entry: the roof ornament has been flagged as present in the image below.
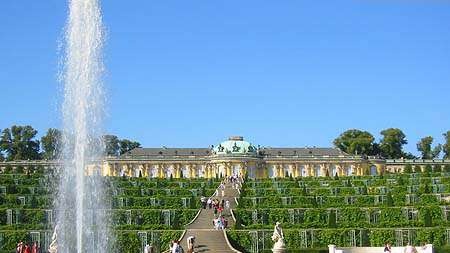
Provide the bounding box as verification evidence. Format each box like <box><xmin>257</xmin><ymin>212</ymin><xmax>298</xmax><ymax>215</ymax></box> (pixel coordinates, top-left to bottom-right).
<box><xmin>232</xmin><ymin>142</ymin><xmax>241</xmax><ymax>152</ymax></box>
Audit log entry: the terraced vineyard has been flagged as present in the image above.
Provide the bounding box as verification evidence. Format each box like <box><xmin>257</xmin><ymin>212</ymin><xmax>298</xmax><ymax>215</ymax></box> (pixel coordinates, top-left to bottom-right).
<box><xmin>228</xmin><ymin>172</ymin><xmax>450</xmax><ymax>253</ymax></box>
<box><xmin>0</xmin><ymin>169</ymin><xmax>220</xmax><ymax>253</ymax></box>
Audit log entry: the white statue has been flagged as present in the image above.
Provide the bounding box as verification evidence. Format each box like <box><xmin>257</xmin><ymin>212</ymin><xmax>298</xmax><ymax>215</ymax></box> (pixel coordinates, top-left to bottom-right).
<box><xmin>271</xmin><ymin>222</ymin><xmax>286</xmax><ymax>253</ymax></box>
<box><xmin>48</xmin><ymin>225</ymin><xmax>58</xmax><ymax>253</ymax></box>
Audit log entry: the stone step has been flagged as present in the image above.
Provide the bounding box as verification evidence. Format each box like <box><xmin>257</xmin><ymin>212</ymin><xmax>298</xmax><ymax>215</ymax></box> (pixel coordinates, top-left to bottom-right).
<box><xmin>172</xmin><ymin>181</ymin><xmax>241</xmax><ymax>252</ymax></box>
<box><xmin>179</xmin><ymin>230</ymin><xmax>235</xmax><ymax>253</ymax></box>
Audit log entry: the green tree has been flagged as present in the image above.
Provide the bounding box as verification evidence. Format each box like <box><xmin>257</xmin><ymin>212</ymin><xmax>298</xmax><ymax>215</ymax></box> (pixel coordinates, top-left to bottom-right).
<box><xmin>119</xmin><ymin>139</ymin><xmax>141</xmax><ymax>155</ymax></box>
<box><xmin>0</xmin><ymin>128</ymin><xmax>3</xmax><ymax>161</ymax></box>
<box><xmin>443</xmin><ymin>131</ymin><xmax>450</xmax><ymax>159</ymax></box>
<box><xmin>417</xmin><ymin>136</ymin><xmax>441</xmax><ymax>159</ymax></box>
<box><xmin>0</xmin><ymin>125</ymin><xmax>40</xmax><ymax>160</ymax></box>
<box><xmin>41</xmin><ymin>128</ymin><xmax>62</xmax><ymax>160</ymax></box>
<box><xmin>333</xmin><ymin>129</ymin><xmax>376</xmax><ymax>155</ymax></box>
<box><xmin>379</xmin><ymin>128</ymin><xmax>407</xmax><ymax>159</ymax></box>
<box><xmin>103</xmin><ymin>135</ymin><xmax>120</xmax><ymax>156</ymax></box>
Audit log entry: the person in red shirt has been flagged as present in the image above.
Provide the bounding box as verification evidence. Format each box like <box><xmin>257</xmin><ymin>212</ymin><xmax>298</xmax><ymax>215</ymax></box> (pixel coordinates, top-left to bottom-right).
<box><xmin>24</xmin><ymin>244</ymin><xmax>31</xmax><ymax>253</ymax></box>
<box><xmin>31</xmin><ymin>242</ymin><xmax>39</xmax><ymax>253</ymax></box>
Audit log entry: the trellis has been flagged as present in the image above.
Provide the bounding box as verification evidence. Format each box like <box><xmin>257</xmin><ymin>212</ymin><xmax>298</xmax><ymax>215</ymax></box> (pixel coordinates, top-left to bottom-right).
<box><xmin>181</xmin><ymin>197</ymin><xmax>190</xmax><ymax>208</ymax></box>
<box><xmin>395</xmin><ymin>229</ymin><xmax>415</xmax><ymax>246</ymax></box>
<box><xmin>446</xmin><ymin>229</ymin><xmax>450</xmax><ymax>245</ymax></box>
<box><xmin>368</xmin><ymin>210</ymin><xmax>380</xmax><ymax>224</ymax></box>
<box><xmin>138</xmin><ymin>231</ymin><xmax>148</xmax><ymax>253</ymax></box>
<box><xmin>149</xmin><ymin>198</ymin><xmax>158</xmax><ymax>207</ymax></box>
<box><xmin>0</xmin><ymin>186</ymin><xmax>6</xmax><ymax>195</ymax></box>
<box><xmin>30</xmin><ymin>231</ymin><xmax>40</xmax><ymax>247</ymax></box>
<box><xmin>249</xmin><ymin>230</ymin><xmax>270</xmax><ymax>253</ymax></box>
<box><xmin>45</xmin><ymin>209</ymin><xmax>53</xmax><ymax>225</ymax></box>
<box><xmin>402</xmin><ymin>208</ymin><xmax>418</xmax><ymax>221</ymax></box>
<box><xmin>442</xmin><ymin>206</ymin><xmax>450</xmax><ymax>222</ymax></box>
<box><xmin>18</xmin><ymin>196</ymin><xmax>26</xmax><ymax>206</ymax></box>
<box><xmin>162</xmin><ymin>210</ymin><xmax>172</xmax><ymax>227</ymax></box>
<box><xmin>6</xmin><ymin>209</ymin><xmax>13</xmax><ymax>225</ymax></box>
<box><xmin>281</xmin><ymin>197</ymin><xmax>292</xmax><ymax>206</ymax></box>
<box><xmin>252</xmin><ymin>209</ymin><xmax>258</xmax><ymax>223</ymax></box>
<box><xmin>405</xmin><ymin>194</ymin><xmax>418</xmax><ymax>205</ymax></box>
<box><xmin>126</xmin><ymin>210</ymin><xmax>132</xmax><ymax>225</ymax></box>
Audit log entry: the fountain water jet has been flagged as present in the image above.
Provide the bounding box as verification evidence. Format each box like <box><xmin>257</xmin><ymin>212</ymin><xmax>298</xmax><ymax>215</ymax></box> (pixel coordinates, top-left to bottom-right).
<box><xmin>55</xmin><ymin>0</ymin><xmax>111</xmax><ymax>252</ymax></box>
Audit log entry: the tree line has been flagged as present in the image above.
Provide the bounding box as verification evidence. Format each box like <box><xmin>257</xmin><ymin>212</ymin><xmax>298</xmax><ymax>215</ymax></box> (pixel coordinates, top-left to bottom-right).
<box><xmin>0</xmin><ymin>125</ymin><xmax>141</xmax><ymax>161</ymax></box>
<box><xmin>2</xmin><ymin>125</ymin><xmax>449</xmax><ymax>161</ymax></box>
<box><xmin>333</xmin><ymin>128</ymin><xmax>450</xmax><ymax>159</ymax></box>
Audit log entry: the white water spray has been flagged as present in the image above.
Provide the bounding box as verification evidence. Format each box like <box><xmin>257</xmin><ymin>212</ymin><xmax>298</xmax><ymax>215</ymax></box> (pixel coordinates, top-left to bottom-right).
<box><xmin>56</xmin><ymin>0</ymin><xmax>111</xmax><ymax>252</ymax></box>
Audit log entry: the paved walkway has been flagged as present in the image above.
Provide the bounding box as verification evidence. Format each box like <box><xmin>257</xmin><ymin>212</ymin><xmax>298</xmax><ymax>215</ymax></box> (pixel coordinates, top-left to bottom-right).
<box><xmin>178</xmin><ymin>180</ymin><xmax>241</xmax><ymax>253</ymax></box>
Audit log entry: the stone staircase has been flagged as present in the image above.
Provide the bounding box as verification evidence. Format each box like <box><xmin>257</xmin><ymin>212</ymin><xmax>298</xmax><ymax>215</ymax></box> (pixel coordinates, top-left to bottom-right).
<box><xmin>177</xmin><ymin>181</ymin><xmax>241</xmax><ymax>253</ymax></box>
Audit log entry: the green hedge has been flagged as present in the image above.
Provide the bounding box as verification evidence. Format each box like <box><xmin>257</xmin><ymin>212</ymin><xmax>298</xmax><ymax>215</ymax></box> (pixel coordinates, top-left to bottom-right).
<box><xmin>227</xmin><ymin>227</ymin><xmax>449</xmax><ymax>252</ymax></box>
<box><xmin>234</xmin><ymin>206</ymin><xmax>447</xmax><ymax>229</ymax></box>
<box><xmin>0</xmin><ymin>230</ymin><xmax>183</xmax><ymax>253</ymax></box>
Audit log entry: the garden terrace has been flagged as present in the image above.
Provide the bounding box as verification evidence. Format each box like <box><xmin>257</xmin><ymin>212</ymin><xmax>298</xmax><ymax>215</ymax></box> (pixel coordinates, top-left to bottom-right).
<box><xmin>0</xmin><ymin>172</ymin><xmax>220</xmax><ymax>253</ymax></box>
<box><xmin>229</xmin><ymin>172</ymin><xmax>450</xmax><ymax>252</ymax></box>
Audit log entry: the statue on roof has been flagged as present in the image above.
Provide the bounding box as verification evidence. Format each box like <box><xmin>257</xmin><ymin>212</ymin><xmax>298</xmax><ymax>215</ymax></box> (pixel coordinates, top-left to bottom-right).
<box><xmin>218</xmin><ymin>144</ymin><xmax>224</xmax><ymax>152</ymax></box>
<box><xmin>232</xmin><ymin>142</ymin><xmax>240</xmax><ymax>152</ymax></box>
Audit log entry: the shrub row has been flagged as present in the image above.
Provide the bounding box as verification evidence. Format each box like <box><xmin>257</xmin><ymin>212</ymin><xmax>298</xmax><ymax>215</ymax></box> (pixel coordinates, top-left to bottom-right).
<box><xmin>0</xmin><ymin>229</ymin><xmax>182</xmax><ymax>253</ymax></box>
<box><xmin>234</xmin><ymin>206</ymin><xmax>448</xmax><ymax>229</ymax></box>
<box><xmin>227</xmin><ymin>227</ymin><xmax>450</xmax><ymax>252</ymax></box>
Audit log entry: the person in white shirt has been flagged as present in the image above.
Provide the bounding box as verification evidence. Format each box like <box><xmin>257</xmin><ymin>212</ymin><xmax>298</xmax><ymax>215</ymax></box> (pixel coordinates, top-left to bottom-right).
<box><xmin>171</xmin><ymin>240</ymin><xmax>183</xmax><ymax>253</ymax></box>
<box><xmin>186</xmin><ymin>236</ymin><xmax>195</xmax><ymax>253</ymax></box>
<box><xmin>404</xmin><ymin>243</ymin><xmax>416</xmax><ymax>253</ymax></box>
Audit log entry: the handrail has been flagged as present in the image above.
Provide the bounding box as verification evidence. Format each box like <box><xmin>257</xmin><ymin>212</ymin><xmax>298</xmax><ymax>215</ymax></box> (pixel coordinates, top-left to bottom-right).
<box><xmin>223</xmin><ymin>230</ymin><xmax>243</xmax><ymax>253</ymax></box>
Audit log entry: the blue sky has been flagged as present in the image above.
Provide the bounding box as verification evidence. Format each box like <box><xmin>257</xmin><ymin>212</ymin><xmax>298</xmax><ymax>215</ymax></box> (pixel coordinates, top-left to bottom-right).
<box><xmin>1</xmin><ymin>1</ymin><xmax>449</xmax><ymax>154</ymax></box>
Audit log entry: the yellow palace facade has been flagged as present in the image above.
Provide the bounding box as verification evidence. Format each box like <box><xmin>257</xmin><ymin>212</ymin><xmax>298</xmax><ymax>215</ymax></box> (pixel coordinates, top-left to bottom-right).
<box><xmin>100</xmin><ymin>136</ymin><xmax>450</xmax><ymax>179</ymax></box>
<box><xmin>1</xmin><ymin>136</ymin><xmax>449</xmax><ymax>178</ymax></box>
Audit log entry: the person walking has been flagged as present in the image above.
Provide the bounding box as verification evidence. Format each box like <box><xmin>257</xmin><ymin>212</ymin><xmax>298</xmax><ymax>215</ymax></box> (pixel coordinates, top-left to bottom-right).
<box><xmin>24</xmin><ymin>244</ymin><xmax>31</xmax><ymax>253</ymax></box>
<box><xmin>404</xmin><ymin>243</ymin><xmax>417</xmax><ymax>253</ymax></box>
<box><xmin>16</xmin><ymin>241</ymin><xmax>24</xmax><ymax>253</ymax></box>
<box><xmin>384</xmin><ymin>242</ymin><xmax>392</xmax><ymax>253</ymax></box>
<box><xmin>186</xmin><ymin>236</ymin><xmax>195</xmax><ymax>253</ymax></box>
<box><xmin>171</xmin><ymin>240</ymin><xmax>183</xmax><ymax>253</ymax></box>
<box><xmin>200</xmin><ymin>196</ymin><xmax>206</xmax><ymax>209</ymax></box>
<box><xmin>31</xmin><ymin>242</ymin><xmax>39</xmax><ymax>253</ymax></box>
<box><xmin>207</xmin><ymin>198</ymin><xmax>212</xmax><ymax>209</ymax></box>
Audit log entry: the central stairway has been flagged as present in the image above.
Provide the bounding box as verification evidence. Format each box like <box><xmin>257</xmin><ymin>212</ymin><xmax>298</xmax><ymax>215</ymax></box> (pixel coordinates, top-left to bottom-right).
<box><xmin>178</xmin><ymin>181</ymin><xmax>240</xmax><ymax>253</ymax></box>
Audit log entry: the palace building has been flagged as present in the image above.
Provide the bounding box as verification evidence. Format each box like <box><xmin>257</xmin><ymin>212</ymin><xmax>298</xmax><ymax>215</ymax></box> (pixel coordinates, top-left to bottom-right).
<box><xmin>1</xmin><ymin>136</ymin><xmax>449</xmax><ymax>178</ymax></box>
<box><xmin>100</xmin><ymin>136</ymin><xmax>449</xmax><ymax>179</ymax></box>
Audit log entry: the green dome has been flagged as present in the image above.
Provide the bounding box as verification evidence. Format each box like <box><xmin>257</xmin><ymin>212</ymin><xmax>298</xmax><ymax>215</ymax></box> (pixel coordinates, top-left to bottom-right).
<box><xmin>213</xmin><ymin>136</ymin><xmax>257</xmax><ymax>155</ymax></box>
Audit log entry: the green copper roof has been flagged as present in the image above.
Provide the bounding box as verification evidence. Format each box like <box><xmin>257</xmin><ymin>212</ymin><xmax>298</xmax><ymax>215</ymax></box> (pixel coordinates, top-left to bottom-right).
<box><xmin>213</xmin><ymin>136</ymin><xmax>257</xmax><ymax>155</ymax></box>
